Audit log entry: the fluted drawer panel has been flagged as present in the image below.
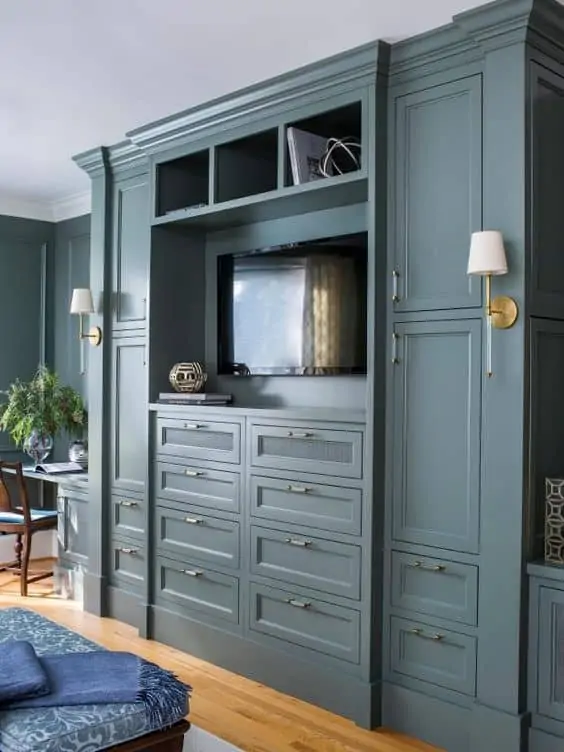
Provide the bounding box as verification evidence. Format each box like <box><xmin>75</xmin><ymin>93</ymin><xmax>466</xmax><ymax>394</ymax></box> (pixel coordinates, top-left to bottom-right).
<box><xmin>250</xmin><ymin>423</ymin><xmax>363</xmax><ymax>478</ymax></box>
<box><xmin>390</xmin><ymin>615</ymin><xmax>477</xmax><ymax>696</ymax></box>
<box><xmin>250</xmin><ymin>475</ymin><xmax>362</xmax><ymax>535</ymax></box>
<box><xmin>250</xmin><ymin>582</ymin><xmax>360</xmax><ymax>664</ymax></box>
<box><xmin>111</xmin><ymin>493</ymin><xmax>145</xmax><ymax>538</ymax></box>
<box><xmin>250</xmin><ymin>525</ymin><xmax>361</xmax><ymax>599</ymax></box>
<box><xmin>155</xmin><ymin>461</ymin><xmax>240</xmax><ymax>514</ymax></box>
<box><xmin>109</xmin><ymin>537</ymin><xmax>145</xmax><ymax>590</ymax></box>
<box><xmin>157</xmin><ymin>417</ymin><xmax>241</xmax><ymax>464</ymax></box>
<box><xmin>155</xmin><ymin>506</ymin><xmax>240</xmax><ymax>570</ymax></box>
<box><xmin>155</xmin><ymin>555</ymin><xmax>239</xmax><ymax>624</ymax></box>
<box><xmin>391</xmin><ymin>550</ymin><xmax>478</xmax><ymax>626</ymax></box>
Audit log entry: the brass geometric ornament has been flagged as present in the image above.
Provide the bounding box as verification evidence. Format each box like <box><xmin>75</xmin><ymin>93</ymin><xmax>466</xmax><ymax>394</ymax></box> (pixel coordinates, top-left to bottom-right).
<box><xmin>169</xmin><ymin>362</ymin><xmax>207</xmax><ymax>393</ymax></box>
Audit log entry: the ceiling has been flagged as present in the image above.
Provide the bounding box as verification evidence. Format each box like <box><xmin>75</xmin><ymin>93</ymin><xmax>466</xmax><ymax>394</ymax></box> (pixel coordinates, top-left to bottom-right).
<box><xmin>0</xmin><ymin>0</ymin><xmax>504</xmax><ymax>221</ymax></box>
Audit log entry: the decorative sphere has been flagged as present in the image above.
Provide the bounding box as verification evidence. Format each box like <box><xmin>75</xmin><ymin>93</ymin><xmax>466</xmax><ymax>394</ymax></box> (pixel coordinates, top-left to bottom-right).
<box><xmin>169</xmin><ymin>362</ymin><xmax>207</xmax><ymax>393</ymax></box>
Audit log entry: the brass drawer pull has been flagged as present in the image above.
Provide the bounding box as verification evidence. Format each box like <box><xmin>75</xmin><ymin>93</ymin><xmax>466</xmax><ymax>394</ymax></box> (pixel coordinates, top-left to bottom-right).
<box><xmin>392</xmin><ymin>269</ymin><xmax>400</xmax><ymax>302</ymax></box>
<box><xmin>182</xmin><ymin>568</ymin><xmax>203</xmax><ymax>577</ymax></box>
<box><xmin>184</xmin><ymin>516</ymin><xmax>203</xmax><ymax>525</ymax></box>
<box><xmin>184</xmin><ymin>469</ymin><xmax>205</xmax><ymax>477</ymax></box>
<box><xmin>286</xmin><ymin>598</ymin><xmax>311</xmax><ymax>609</ymax></box>
<box><xmin>119</xmin><ymin>547</ymin><xmax>138</xmax><ymax>555</ymax></box>
<box><xmin>284</xmin><ymin>537</ymin><xmax>312</xmax><ymax>547</ymax></box>
<box><xmin>286</xmin><ymin>485</ymin><xmax>312</xmax><ymax>494</ymax></box>
<box><xmin>410</xmin><ymin>628</ymin><xmax>444</xmax><ymax>641</ymax></box>
<box><xmin>183</xmin><ymin>423</ymin><xmax>205</xmax><ymax>430</ymax></box>
<box><xmin>409</xmin><ymin>560</ymin><xmax>446</xmax><ymax>572</ymax></box>
<box><xmin>119</xmin><ymin>500</ymin><xmax>138</xmax><ymax>507</ymax></box>
<box><xmin>287</xmin><ymin>431</ymin><xmax>314</xmax><ymax>439</ymax></box>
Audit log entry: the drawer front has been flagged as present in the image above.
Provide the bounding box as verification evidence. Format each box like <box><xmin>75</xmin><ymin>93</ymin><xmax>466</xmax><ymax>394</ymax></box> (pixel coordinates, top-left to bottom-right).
<box><xmin>109</xmin><ymin>539</ymin><xmax>145</xmax><ymax>589</ymax></box>
<box><xmin>112</xmin><ymin>493</ymin><xmax>145</xmax><ymax>538</ymax></box>
<box><xmin>250</xmin><ymin>475</ymin><xmax>362</xmax><ymax>535</ymax></box>
<box><xmin>391</xmin><ymin>551</ymin><xmax>478</xmax><ymax>626</ymax></box>
<box><xmin>155</xmin><ymin>556</ymin><xmax>239</xmax><ymax>623</ymax></box>
<box><xmin>156</xmin><ymin>506</ymin><xmax>239</xmax><ymax>570</ymax></box>
<box><xmin>155</xmin><ymin>461</ymin><xmax>240</xmax><ymax>513</ymax></box>
<box><xmin>250</xmin><ymin>423</ymin><xmax>363</xmax><ymax>479</ymax></box>
<box><xmin>249</xmin><ymin>582</ymin><xmax>360</xmax><ymax>663</ymax></box>
<box><xmin>390</xmin><ymin>615</ymin><xmax>477</xmax><ymax>696</ymax></box>
<box><xmin>250</xmin><ymin>525</ymin><xmax>361</xmax><ymax>599</ymax></box>
<box><xmin>157</xmin><ymin>417</ymin><xmax>241</xmax><ymax>464</ymax></box>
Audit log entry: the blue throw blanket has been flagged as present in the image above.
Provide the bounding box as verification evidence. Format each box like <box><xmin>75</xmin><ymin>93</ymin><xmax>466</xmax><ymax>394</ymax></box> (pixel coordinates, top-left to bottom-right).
<box><xmin>0</xmin><ymin>641</ymin><xmax>50</xmax><ymax>703</ymax></box>
<box><xmin>0</xmin><ymin>643</ymin><xmax>189</xmax><ymax>728</ymax></box>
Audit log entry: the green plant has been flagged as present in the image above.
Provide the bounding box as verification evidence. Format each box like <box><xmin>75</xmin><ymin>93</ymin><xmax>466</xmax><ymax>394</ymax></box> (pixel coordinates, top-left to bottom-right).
<box><xmin>0</xmin><ymin>365</ymin><xmax>87</xmax><ymax>448</ymax></box>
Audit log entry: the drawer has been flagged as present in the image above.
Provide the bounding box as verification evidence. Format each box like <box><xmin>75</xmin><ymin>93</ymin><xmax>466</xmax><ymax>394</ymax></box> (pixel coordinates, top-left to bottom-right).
<box><xmin>391</xmin><ymin>551</ymin><xmax>478</xmax><ymax>626</ymax></box>
<box><xmin>157</xmin><ymin>417</ymin><xmax>241</xmax><ymax>464</ymax></box>
<box><xmin>155</xmin><ymin>461</ymin><xmax>240</xmax><ymax>514</ymax></box>
<box><xmin>249</xmin><ymin>582</ymin><xmax>360</xmax><ymax>664</ymax></box>
<box><xmin>390</xmin><ymin>615</ymin><xmax>477</xmax><ymax>696</ymax></box>
<box><xmin>155</xmin><ymin>506</ymin><xmax>239</xmax><ymax>570</ymax></box>
<box><xmin>250</xmin><ymin>525</ymin><xmax>361</xmax><ymax>599</ymax></box>
<box><xmin>155</xmin><ymin>555</ymin><xmax>239</xmax><ymax>624</ymax></box>
<box><xmin>250</xmin><ymin>475</ymin><xmax>362</xmax><ymax>535</ymax></box>
<box><xmin>111</xmin><ymin>493</ymin><xmax>145</xmax><ymax>538</ymax></box>
<box><xmin>250</xmin><ymin>423</ymin><xmax>363</xmax><ymax>479</ymax></box>
<box><xmin>109</xmin><ymin>538</ymin><xmax>145</xmax><ymax>590</ymax></box>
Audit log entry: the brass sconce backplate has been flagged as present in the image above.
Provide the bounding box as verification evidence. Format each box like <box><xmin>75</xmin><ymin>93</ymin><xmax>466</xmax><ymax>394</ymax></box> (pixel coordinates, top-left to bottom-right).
<box><xmin>88</xmin><ymin>326</ymin><xmax>103</xmax><ymax>346</ymax></box>
<box><xmin>491</xmin><ymin>295</ymin><xmax>518</xmax><ymax>329</ymax></box>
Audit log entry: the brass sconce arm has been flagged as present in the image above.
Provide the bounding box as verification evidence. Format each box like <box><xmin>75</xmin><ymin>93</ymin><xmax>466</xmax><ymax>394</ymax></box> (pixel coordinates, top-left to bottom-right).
<box><xmin>78</xmin><ymin>313</ymin><xmax>102</xmax><ymax>347</ymax></box>
<box><xmin>484</xmin><ymin>273</ymin><xmax>518</xmax><ymax>330</ymax></box>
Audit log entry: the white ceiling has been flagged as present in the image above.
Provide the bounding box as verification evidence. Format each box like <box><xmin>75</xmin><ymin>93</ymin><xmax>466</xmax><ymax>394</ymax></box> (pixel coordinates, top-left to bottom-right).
<box><xmin>0</xmin><ymin>0</ymin><xmax>498</xmax><ymax>221</ymax></box>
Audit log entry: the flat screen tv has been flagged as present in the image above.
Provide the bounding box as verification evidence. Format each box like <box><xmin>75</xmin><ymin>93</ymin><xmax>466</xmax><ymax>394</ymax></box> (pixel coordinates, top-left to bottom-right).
<box><xmin>217</xmin><ymin>233</ymin><xmax>367</xmax><ymax>376</ymax></box>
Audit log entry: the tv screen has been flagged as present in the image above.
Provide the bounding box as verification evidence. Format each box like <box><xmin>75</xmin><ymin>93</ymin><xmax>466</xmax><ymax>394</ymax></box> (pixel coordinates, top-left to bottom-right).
<box><xmin>217</xmin><ymin>233</ymin><xmax>367</xmax><ymax>376</ymax></box>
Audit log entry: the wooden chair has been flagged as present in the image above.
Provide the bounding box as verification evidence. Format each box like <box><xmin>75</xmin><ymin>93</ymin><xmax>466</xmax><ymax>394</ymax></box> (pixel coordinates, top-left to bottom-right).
<box><xmin>0</xmin><ymin>461</ymin><xmax>58</xmax><ymax>596</ymax></box>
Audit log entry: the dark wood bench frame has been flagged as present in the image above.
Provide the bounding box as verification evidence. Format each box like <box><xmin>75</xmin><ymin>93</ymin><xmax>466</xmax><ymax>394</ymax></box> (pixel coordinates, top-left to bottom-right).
<box><xmin>109</xmin><ymin>719</ymin><xmax>190</xmax><ymax>751</ymax></box>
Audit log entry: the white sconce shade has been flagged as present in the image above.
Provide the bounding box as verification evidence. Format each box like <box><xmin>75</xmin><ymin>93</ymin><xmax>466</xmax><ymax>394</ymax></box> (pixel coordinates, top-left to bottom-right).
<box><xmin>467</xmin><ymin>231</ymin><xmax>508</xmax><ymax>276</ymax></box>
<box><xmin>70</xmin><ymin>288</ymin><xmax>95</xmax><ymax>315</ymax></box>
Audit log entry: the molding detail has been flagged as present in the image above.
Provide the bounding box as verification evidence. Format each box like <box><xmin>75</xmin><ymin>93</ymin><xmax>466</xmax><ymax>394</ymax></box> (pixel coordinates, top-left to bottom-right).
<box><xmin>107</xmin><ymin>140</ymin><xmax>148</xmax><ymax>173</ymax></box>
<box><xmin>73</xmin><ymin>146</ymin><xmax>109</xmax><ymax>179</ymax></box>
<box><xmin>0</xmin><ymin>192</ymin><xmax>54</xmax><ymax>222</ymax></box>
<box><xmin>51</xmin><ymin>191</ymin><xmax>91</xmax><ymax>222</ymax></box>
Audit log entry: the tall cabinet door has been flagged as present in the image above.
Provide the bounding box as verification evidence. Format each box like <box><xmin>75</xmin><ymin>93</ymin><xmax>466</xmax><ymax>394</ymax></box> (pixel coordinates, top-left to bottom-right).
<box><xmin>391</xmin><ymin>319</ymin><xmax>482</xmax><ymax>553</ymax></box>
<box><xmin>110</xmin><ymin>334</ymin><xmax>147</xmax><ymax>493</ymax></box>
<box><xmin>391</xmin><ymin>76</ymin><xmax>483</xmax><ymax>312</ymax></box>
<box><xmin>112</xmin><ymin>175</ymin><xmax>150</xmax><ymax>331</ymax></box>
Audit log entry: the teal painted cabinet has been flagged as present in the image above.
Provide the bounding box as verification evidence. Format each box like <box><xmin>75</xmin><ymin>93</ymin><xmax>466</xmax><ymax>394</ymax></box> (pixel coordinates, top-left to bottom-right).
<box><xmin>391</xmin><ymin>318</ymin><xmax>482</xmax><ymax>553</ymax></box>
<box><xmin>390</xmin><ymin>76</ymin><xmax>483</xmax><ymax>313</ymax></box>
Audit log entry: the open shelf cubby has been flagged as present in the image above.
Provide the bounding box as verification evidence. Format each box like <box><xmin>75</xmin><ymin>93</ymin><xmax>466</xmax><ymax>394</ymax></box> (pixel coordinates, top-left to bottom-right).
<box><xmin>215</xmin><ymin>128</ymin><xmax>278</xmax><ymax>203</ymax></box>
<box><xmin>156</xmin><ymin>149</ymin><xmax>210</xmax><ymax>217</ymax></box>
<box><xmin>284</xmin><ymin>102</ymin><xmax>362</xmax><ymax>187</ymax></box>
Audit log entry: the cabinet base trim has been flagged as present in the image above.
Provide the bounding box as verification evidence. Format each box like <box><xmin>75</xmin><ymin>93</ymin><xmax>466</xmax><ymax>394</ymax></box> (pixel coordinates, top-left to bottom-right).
<box><xmin>107</xmin><ymin>585</ymin><xmax>142</xmax><ymax>629</ymax></box>
<box><xmin>83</xmin><ymin>572</ymin><xmax>107</xmax><ymax>616</ymax></box>
<box><xmin>530</xmin><ymin>728</ymin><xmax>564</xmax><ymax>752</ymax></box>
<box><xmin>150</xmin><ymin>604</ymin><xmax>377</xmax><ymax>727</ymax></box>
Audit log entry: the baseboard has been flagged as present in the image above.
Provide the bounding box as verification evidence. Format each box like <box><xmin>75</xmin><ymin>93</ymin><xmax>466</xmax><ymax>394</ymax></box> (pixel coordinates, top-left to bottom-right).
<box><xmin>530</xmin><ymin>728</ymin><xmax>564</xmax><ymax>751</ymax></box>
<box><xmin>107</xmin><ymin>585</ymin><xmax>142</xmax><ymax>628</ymax></box>
<box><xmin>151</xmin><ymin>604</ymin><xmax>375</xmax><ymax>727</ymax></box>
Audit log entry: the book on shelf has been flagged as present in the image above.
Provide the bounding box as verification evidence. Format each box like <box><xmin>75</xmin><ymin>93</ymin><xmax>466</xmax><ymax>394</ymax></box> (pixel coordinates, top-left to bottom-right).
<box><xmin>287</xmin><ymin>127</ymin><xmax>332</xmax><ymax>185</ymax></box>
<box><xmin>158</xmin><ymin>392</ymin><xmax>232</xmax><ymax>403</ymax></box>
<box><xmin>33</xmin><ymin>462</ymin><xmax>84</xmax><ymax>475</ymax></box>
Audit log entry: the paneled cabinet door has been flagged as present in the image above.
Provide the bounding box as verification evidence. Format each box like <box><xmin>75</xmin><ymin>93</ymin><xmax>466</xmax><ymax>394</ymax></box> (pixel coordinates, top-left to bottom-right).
<box><xmin>391</xmin><ymin>75</ymin><xmax>483</xmax><ymax>312</ymax></box>
<box><xmin>538</xmin><ymin>586</ymin><xmax>564</xmax><ymax>722</ymax></box>
<box><xmin>110</xmin><ymin>334</ymin><xmax>147</xmax><ymax>493</ymax></box>
<box><xmin>57</xmin><ymin>488</ymin><xmax>89</xmax><ymax>566</ymax></box>
<box><xmin>391</xmin><ymin>318</ymin><xmax>482</xmax><ymax>553</ymax></box>
<box><xmin>112</xmin><ymin>174</ymin><xmax>150</xmax><ymax>330</ymax></box>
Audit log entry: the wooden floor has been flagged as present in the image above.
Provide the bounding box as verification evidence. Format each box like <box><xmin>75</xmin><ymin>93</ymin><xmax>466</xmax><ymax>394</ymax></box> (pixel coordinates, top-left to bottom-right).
<box><xmin>0</xmin><ymin>562</ymin><xmax>440</xmax><ymax>752</ymax></box>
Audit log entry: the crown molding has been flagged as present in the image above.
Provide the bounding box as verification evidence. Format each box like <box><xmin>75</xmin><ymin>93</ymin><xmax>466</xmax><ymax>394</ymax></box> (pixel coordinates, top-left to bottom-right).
<box><xmin>0</xmin><ymin>189</ymin><xmax>91</xmax><ymax>223</ymax></box>
<box><xmin>51</xmin><ymin>190</ymin><xmax>91</xmax><ymax>222</ymax></box>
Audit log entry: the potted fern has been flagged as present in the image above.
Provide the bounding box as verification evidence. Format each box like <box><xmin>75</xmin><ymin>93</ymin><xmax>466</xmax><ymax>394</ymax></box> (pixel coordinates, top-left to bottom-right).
<box><xmin>0</xmin><ymin>365</ymin><xmax>87</xmax><ymax>464</ymax></box>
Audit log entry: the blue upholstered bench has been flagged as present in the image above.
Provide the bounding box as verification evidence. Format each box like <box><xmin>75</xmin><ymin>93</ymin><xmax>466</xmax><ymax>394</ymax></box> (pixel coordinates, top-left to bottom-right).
<box><xmin>0</xmin><ymin>608</ymin><xmax>190</xmax><ymax>752</ymax></box>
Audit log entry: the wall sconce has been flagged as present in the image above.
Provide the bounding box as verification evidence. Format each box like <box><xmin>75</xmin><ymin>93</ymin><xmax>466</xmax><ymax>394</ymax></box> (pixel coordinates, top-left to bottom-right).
<box><xmin>467</xmin><ymin>231</ymin><xmax>518</xmax><ymax>377</ymax></box>
<box><xmin>70</xmin><ymin>288</ymin><xmax>102</xmax><ymax>347</ymax></box>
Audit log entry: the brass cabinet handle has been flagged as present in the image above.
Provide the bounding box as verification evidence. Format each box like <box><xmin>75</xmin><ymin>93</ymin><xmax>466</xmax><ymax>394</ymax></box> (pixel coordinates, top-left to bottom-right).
<box><xmin>286</xmin><ymin>484</ymin><xmax>312</xmax><ymax>494</ymax></box>
<box><xmin>410</xmin><ymin>628</ymin><xmax>444</xmax><ymax>641</ymax></box>
<box><xmin>184</xmin><ymin>516</ymin><xmax>203</xmax><ymax>525</ymax></box>
<box><xmin>119</xmin><ymin>500</ymin><xmax>138</xmax><ymax>507</ymax></box>
<box><xmin>408</xmin><ymin>560</ymin><xmax>446</xmax><ymax>572</ymax></box>
<box><xmin>184</xmin><ymin>469</ymin><xmax>204</xmax><ymax>477</ymax></box>
<box><xmin>392</xmin><ymin>269</ymin><xmax>400</xmax><ymax>302</ymax></box>
<box><xmin>287</xmin><ymin>431</ymin><xmax>313</xmax><ymax>438</ymax></box>
<box><xmin>119</xmin><ymin>547</ymin><xmax>138</xmax><ymax>555</ymax></box>
<box><xmin>182</xmin><ymin>568</ymin><xmax>203</xmax><ymax>577</ymax></box>
<box><xmin>392</xmin><ymin>332</ymin><xmax>399</xmax><ymax>364</ymax></box>
<box><xmin>286</xmin><ymin>598</ymin><xmax>311</xmax><ymax>609</ymax></box>
<box><xmin>284</xmin><ymin>538</ymin><xmax>312</xmax><ymax>547</ymax></box>
<box><xmin>183</xmin><ymin>423</ymin><xmax>205</xmax><ymax>430</ymax></box>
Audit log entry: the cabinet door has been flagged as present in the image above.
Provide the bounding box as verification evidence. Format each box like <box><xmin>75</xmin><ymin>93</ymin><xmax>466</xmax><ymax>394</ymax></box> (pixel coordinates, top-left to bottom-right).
<box><xmin>391</xmin><ymin>319</ymin><xmax>482</xmax><ymax>553</ymax></box>
<box><xmin>112</xmin><ymin>175</ymin><xmax>150</xmax><ymax>330</ymax></box>
<box><xmin>110</xmin><ymin>335</ymin><xmax>147</xmax><ymax>493</ymax></box>
<box><xmin>57</xmin><ymin>488</ymin><xmax>89</xmax><ymax>566</ymax></box>
<box><xmin>391</xmin><ymin>76</ymin><xmax>483</xmax><ymax>312</ymax></box>
<box><xmin>538</xmin><ymin>586</ymin><xmax>564</xmax><ymax>722</ymax></box>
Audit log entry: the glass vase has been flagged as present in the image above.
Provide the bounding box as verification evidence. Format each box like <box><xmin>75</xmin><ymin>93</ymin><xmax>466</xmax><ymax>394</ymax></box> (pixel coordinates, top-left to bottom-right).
<box><xmin>24</xmin><ymin>430</ymin><xmax>54</xmax><ymax>465</ymax></box>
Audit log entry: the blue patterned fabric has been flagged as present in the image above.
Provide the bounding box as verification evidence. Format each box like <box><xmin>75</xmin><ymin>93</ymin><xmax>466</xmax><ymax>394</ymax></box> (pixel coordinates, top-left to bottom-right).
<box><xmin>0</xmin><ymin>608</ymin><xmax>189</xmax><ymax>752</ymax></box>
<box><xmin>0</xmin><ymin>510</ymin><xmax>57</xmax><ymax>523</ymax></box>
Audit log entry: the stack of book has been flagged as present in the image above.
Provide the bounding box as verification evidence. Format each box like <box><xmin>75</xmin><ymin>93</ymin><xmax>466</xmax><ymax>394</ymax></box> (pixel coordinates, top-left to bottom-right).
<box><xmin>157</xmin><ymin>392</ymin><xmax>232</xmax><ymax>407</ymax></box>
